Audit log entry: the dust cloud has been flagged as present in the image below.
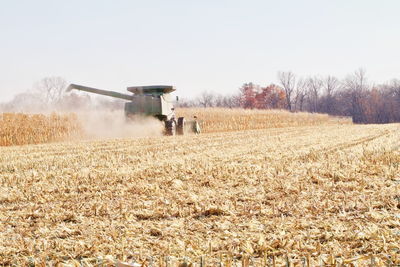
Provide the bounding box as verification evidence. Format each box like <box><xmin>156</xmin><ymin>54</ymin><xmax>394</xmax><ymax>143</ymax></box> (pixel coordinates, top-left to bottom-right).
<box><xmin>77</xmin><ymin>111</ymin><xmax>165</xmax><ymax>139</ymax></box>
<box><xmin>0</xmin><ymin>92</ymin><xmax>165</xmax><ymax>140</ymax></box>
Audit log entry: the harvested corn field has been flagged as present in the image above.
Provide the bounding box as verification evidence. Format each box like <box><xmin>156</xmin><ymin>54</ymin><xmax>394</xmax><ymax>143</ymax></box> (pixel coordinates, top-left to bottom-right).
<box><xmin>0</xmin><ymin>121</ymin><xmax>399</xmax><ymax>265</ymax></box>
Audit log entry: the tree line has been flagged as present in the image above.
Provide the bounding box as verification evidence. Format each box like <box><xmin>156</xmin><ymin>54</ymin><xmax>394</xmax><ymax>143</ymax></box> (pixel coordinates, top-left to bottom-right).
<box><xmin>2</xmin><ymin>70</ymin><xmax>399</xmax><ymax>124</ymax></box>
<box><xmin>182</xmin><ymin>69</ymin><xmax>400</xmax><ymax>124</ymax></box>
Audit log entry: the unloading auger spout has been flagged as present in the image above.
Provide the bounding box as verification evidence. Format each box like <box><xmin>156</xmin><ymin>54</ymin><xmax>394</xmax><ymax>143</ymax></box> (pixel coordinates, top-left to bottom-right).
<box><xmin>67</xmin><ymin>84</ymin><xmax>133</xmax><ymax>101</ymax></box>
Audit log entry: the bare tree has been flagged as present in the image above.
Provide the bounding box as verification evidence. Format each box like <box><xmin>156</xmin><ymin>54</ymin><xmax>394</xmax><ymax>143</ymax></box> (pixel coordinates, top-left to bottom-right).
<box><xmin>175</xmin><ymin>97</ymin><xmax>196</xmax><ymax>108</ymax></box>
<box><xmin>386</xmin><ymin>79</ymin><xmax>400</xmax><ymax>122</ymax></box>
<box><xmin>278</xmin><ymin>71</ymin><xmax>296</xmax><ymax>111</ymax></box>
<box><xmin>214</xmin><ymin>94</ymin><xmax>226</xmax><ymax>107</ymax></box>
<box><xmin>390</xmin><ymin>79</ymin><xmax>400</xmax><ymax>102</ymax></box>
<box><xmin>228</xmin><ymin>93</ymin><xmax>242</xmax><ymax>108</ymax></box>
<box><xmin>322</xmin><ymin>75</ymin><xmax>339</xmax><ymax>114</ymax></box>
<box><xmin>344</xmin><ymin>68</ymin><xmax>369</xmax><ymax>123</ymax></box>
<box><xmin>58</xmin><ymin>92</ymin><xmax>92</xmax><ymax>111</ymax></box>
<box><xmin>324</xmin><ymin>76</ymin><xmax>339</xmax><ymax>96</ymax></box>
<box><xmin>34</xmin><ymin>76</ymin><xmax>67</xmax><ymax>105</ymax></box>
<box><xmin>306</xmin><ymin>76</ymin><xmax>323</xmax><ymax>113</ymax></box>
<box><xmin>197</xmin><ymin>91</ymin><xmax>215</xmax><ymax>108</ymax></box>
<box><xmin>2</xmin><ymin>92</ymin><xmax>45</xmax><ymax>112</ymax></box>
<box><xmin>293</xmin><ymin>78</ymin><xmax>307</xmax><ymax>111</ymax></box>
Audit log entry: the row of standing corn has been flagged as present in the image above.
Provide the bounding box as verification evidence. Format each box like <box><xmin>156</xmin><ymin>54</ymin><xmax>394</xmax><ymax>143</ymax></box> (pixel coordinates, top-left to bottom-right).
<box><xmin>0</xmin><ymin>113</ymin><xmax>82</xmax><ymax>146</ymax></box>
<box><xmin>0</xmin><ymin>109</ymin><xmax>350</xmax><ymax>146</ymax></box>
<box><xmin>177</xmin><ymin>108</ymin><xmax>351</xmax><ymax>133</ymax></box>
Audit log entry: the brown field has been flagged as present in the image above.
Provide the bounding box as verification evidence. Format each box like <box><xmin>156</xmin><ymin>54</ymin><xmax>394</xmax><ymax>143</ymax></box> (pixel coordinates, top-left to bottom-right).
<box><xmin>0</xmin><ymin>109</ymin><xmax>399</xmax><ymax>266</ymax></box>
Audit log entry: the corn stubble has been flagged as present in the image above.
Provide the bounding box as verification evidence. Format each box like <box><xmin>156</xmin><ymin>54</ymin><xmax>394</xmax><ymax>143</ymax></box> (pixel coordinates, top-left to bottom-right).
<box><xmin>0</xmin><ymin>109</ymin><xmax>399</xmax><ymax>265</ymax></box>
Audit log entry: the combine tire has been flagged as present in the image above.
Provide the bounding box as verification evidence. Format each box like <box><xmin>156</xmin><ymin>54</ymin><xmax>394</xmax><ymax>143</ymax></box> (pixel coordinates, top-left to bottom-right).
<box><xmin>164</xmin><ymin>119</ymin><xmax>176</xmax><ymax>136</ymax></box>
<box><xmin>177</xmin><ymin>117</ymin><xmax>185</xmax><ymax>135</ymax></box>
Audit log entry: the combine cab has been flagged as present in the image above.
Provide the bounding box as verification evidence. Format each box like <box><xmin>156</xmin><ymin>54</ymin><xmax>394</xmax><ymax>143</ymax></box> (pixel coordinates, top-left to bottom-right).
<box><xmin>67</xmin><ymin>84</ymin><xmax>197</xmax><ymax>136</ymax></box>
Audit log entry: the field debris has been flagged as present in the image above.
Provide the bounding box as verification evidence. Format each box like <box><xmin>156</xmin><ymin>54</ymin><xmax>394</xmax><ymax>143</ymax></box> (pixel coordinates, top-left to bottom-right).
<box><xmin>195</xmin><ymin>207</ymin><xmax>226</xmax><ymax>219</ymax></box>
<box><xmin>0</xmin><ymin>110</ymin><xmax>399</xmax><ymax>265</ymax></box>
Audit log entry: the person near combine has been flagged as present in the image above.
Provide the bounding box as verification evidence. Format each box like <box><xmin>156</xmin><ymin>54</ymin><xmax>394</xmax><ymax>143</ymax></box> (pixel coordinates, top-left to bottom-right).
<box><xmin>193</xmin><ymin>116</ymin><xmax>201</xmax><ymax>134</ymax></box>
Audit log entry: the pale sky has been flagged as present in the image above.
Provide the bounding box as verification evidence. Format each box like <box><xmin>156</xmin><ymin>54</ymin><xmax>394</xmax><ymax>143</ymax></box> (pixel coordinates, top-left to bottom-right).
<box><xmin>1</xmin><ymin>0</ymin><xmax>399</xmax><ymax>102</ymax></box>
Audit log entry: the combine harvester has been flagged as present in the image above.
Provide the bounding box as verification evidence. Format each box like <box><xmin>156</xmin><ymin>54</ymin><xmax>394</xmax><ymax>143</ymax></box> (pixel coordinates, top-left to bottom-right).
<box><xmin>67</xmin><ymin>84</ymin><xmax>200</xmax><ymax>136</ymax></box>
